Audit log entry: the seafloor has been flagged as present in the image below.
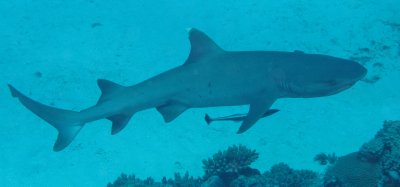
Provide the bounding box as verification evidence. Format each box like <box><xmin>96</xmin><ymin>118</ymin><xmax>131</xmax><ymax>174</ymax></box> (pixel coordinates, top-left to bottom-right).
<box><xmin>1</xmin><ymin>0</ymin><xmax>399</xmax><ymax>186</ymax></box>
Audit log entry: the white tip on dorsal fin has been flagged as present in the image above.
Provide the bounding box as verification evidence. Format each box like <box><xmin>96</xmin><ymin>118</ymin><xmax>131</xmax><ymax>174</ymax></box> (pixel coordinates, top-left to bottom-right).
<box><xmin>185</xmin><ymin>28</ymin><xmax>224</xmax><ymax>64</ymax></box>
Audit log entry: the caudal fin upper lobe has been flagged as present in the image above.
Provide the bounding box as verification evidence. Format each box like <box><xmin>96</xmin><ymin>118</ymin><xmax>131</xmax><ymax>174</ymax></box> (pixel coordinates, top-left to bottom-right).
<box><xmin>8</xmin><ymin>84</ymin><xmax>84</xmax><ymax>151</ymax></box>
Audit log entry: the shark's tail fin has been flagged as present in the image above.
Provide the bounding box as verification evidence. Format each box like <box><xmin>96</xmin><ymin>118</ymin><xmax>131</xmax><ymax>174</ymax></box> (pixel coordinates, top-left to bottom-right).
<box><xmin>204</xmin><ymin>114</ymin><xmax>212</xmax><ymax>125</ymax></box>
<box><xmin>8</xmin><ymin>84</ymin><xmax>84</xmax><ymax>152</ymax></box>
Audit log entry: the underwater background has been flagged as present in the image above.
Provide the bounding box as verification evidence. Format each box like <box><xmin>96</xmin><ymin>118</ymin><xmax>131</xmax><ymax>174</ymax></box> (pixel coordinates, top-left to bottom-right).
<box><xmin>1</xmin><ymin>0</ymin><xmax>399</xmax><ymax>186</ymax></box>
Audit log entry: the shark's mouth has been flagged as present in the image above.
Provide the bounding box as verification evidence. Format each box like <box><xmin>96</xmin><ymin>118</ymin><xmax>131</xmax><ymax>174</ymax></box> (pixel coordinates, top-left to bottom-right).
<box><xmin>336</xmin><ymin>82</ymin><xmax>355</xmax><ymax>92</ymax></box>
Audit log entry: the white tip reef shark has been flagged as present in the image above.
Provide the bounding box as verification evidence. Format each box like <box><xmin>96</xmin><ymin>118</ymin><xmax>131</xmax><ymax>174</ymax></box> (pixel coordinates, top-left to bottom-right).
<box><xmin>8</xmin><ymin>28</ymin><xmax>367</xmax><ymax>151</ymax></box>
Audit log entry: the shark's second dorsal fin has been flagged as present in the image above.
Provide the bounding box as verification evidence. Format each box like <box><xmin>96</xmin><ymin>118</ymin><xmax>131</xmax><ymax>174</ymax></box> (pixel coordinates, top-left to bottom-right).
<box><xmin>97</xmin><ymin>79</ymin><xmax>124</xmax><ymax>104</ymax></box>
<box><xmin>185</xmin><ymin>28</ymin><xmax>224</xmax><ymax>64</ymax></box>
<box><xmin>97</xmin><ymin>79</ymin><xmax>133</xmax><ymax>134</ymax></box>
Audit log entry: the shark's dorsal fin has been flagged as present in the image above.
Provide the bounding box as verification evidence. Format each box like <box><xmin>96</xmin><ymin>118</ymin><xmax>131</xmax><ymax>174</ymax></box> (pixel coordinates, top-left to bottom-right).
<box><xmin>185</xmin><ymin>28</ymin><xmax>224</xmax><ymax>64</ymax></box>
<box><xmin>97</xmin><ymin>79</ymin><xmax>125</xmax><ymax>104</ymax></box>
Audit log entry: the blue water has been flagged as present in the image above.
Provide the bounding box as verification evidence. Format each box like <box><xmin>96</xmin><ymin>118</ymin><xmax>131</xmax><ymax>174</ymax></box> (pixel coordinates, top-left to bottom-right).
<box><xmin>1</xmin><ymin>0</ymin><xmax>399</xmax><ymax>186</ymax></box>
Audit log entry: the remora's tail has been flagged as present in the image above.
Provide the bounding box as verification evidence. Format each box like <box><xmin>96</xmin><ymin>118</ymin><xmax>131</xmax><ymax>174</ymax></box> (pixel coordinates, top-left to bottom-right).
<box><xmin>8</xmin><ymin>84</ymin><xmax>83</xmax><ymax>152</ymax></box>
<box><xmin>204</xmin><ymin>114</ymin><xmax>213</xmax><ymax>125</ymax></box>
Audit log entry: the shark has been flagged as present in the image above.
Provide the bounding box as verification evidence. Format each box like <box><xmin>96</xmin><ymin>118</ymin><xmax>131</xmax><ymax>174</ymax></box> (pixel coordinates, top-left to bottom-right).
<box><xmin>8</xmin><ymin>28</ymin><xmax>367</xmax><ymax>151</ymax></box>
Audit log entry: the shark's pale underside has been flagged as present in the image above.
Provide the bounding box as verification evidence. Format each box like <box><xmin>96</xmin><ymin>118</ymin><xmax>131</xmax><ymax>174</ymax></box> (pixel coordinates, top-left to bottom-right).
<box><xmin>8</xmin><ymin>28</ymin><xmax>367</xmax><ymax>151</ymax></box>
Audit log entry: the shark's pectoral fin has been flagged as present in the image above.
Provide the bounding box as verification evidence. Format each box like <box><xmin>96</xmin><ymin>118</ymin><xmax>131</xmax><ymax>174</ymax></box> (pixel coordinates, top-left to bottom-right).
<box><xmin>97</xmin><ymin>79</ymin><xmax>125</xmax><ymax>104</ymax></box>
<box><xmin>107</xmin><ymin>113</ymin><xmax>134</xmax><ymax>135</ymax></box>
<box><xmin>237</xmin><ymin>98</ymin><xmax>276</xmax><ymax>134</ymax></box>
<box><xmin>156</xmin><ymin>102</ymin><xmax>188</xmax><ymax>123</ymax></box>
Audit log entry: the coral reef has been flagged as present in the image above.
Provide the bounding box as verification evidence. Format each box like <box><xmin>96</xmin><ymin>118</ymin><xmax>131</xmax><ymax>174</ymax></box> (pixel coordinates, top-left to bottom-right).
<box><xmin>107</xmin><ymin>172</ymin><xmax>202</xmax><ymax>187</ymax></box>
<box><xmin>108</xmin><ymin>120</ymin><xmax>400</xmax><ymax>187</ymax></box>
<box><xmin>229</xmin><ymin>175</ymin><xmax>267</xmax><ymax>187</ymax></box>
<box><xmin>165</xmin><ymin>172</ymin><xmax>202</xmax><ymax>187</ymax></box>
<box><xmin>202</xmin><ymin>144</ymin><xmax>259</xmax><ymax>184</ymax></box>
<box><xmin>324</xmin><ymin>120</ymin><xmax>400</xmax><ymax>186</ymax></box>
<box><xmin>212</xmin><ymin>162</ymin><xmax>319</xmax><ymax>187</ymax></box>
<box><xmin>262</xmin><ymin>163</ymin><xmax>319</xmax><ymax>187</ymax></box>
<box><xmin>324</xmin><ymin>152</ymin><xmax>382</xmax><ymax>187</ymax></box>
<box><xmin>314</xmin><ymin>152</ymin><xmax>337</xmax><ymax>165</ymax></box>
<box><xmin>107</xmin><ymin>173</ymin><xmax>157</xmax><ymax>187</ymax></box>
<box><xmin>358</xmin><ymin>138</ymin><xmax>384</xmax><ymax>162</ymax></box>
<box><xmin>358</xmin><ymin>120</ymin><xmax>400</xmax><ymax>185</ymax></box>
<box><xmin>108</xmin><ymin>145</ymin><xmax>320</xmax><ymax>187</ymax></box>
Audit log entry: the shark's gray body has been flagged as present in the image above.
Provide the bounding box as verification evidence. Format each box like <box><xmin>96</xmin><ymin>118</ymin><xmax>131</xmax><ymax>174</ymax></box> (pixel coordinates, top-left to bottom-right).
<box><xmin>9</xmin><ymin>28</ymin><xmax>367</xmax><ymax>151</ymax></box>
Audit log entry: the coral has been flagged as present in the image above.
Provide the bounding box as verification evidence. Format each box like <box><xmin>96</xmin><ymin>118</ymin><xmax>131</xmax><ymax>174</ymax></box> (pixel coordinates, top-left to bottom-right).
<box><xmin>108</xmin><ymin>145</ymin><xmax>320</xmax><ymax>187</ymax></box>
<box><xmin>163</xmin><ymin>172</ymin><xmax>202</xmax><ymax>187</ymax></box>
<box><xmin>324</xmin><ymin>152</ymin><xmax>382</xmax><ymax>187</ymax></box>
<box><xmin>107</xmin><ymin>173</ymin><xmax>157</xmax><ymax>187</ymax></box>
<box><xmin>106</xmin><ymin>120</ymin><xmax>400</xmax><ymax>187</ymax></box>
<box><xmin>262</xmin><ymin>163</ymin><xmax>319</xmax><ymax>187</ymax></box>
<box><xmin>377</xmin><ymin>121</ymin><xmax>400</xmax><ymax>181</ymax></box>
<box><xmin>202</xmin><ymin>144</ymin><xmax>259</xmax><ymax>183</ymax></box>
<box><xmin>358</xmin><ymin>138</ymin><xmax>384</xmax><ymax>162</ymax></box>
<box><xmin>314</xmin><ymin>152</ymin><xmax>337</xmax><ymax>165</ymax></box>
<box><xmin>201</xmin><ymin>176</ymin><xmax>224</xmax><ymax>187</ymax></box>
<box><xmin>357</xmin><ymin>120</ymin><xmax>400</xmax><ymax>185</ymax></box>
<box><xmin>229</xmin><ymin>163</ymin><xmax>319</xmax><ymax>187</ymax></box>
<box><xmin>230</xmin><ymin>175</ymin><xmax>267</xmax><ymax>187</ymax></box>
<box><xmin>107</xmin><ymin>172</ymin><xmax>202</xmax><ymax>187</ymax></box>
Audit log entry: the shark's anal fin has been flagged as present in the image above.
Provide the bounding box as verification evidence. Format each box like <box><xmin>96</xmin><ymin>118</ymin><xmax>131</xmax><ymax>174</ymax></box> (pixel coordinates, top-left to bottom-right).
<box><xmin>107</xmin><ymin>113</ymin><xmax>134</xmax><ymax>135</ymax></box>
<box><xmin>237</xmin><ymin>97</ymin><xmax>276</xmax><ymax>134</ymax></box>
<box><xmin>156</xmin><ymin>102</ymin><xmax>188</xmax><ymax>123</ymax></box>
<box><xmin>97</xmin><ymin>79</ymin><xmax>125</xmax><ymax>104</ymax></box>
<box><xmin>185</xmin><ymin>28</ymin><xmax>224</xmax><ymax>64</ymax></box>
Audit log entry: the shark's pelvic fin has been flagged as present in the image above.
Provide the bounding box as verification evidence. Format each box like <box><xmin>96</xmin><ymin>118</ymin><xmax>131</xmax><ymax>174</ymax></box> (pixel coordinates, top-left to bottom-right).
<box><xmin>97</xmin><ymin>79</ymin><xmax>125</xmax><ymax>104</ymax></box>
<box><xmin>237</xmin><ymin>97</ymin><xmax>276</xmax><ymax>134</ymax></box>
<box><xmin>156</xmin><ymin>102</ymin><xmax>188</xmax><ymax>123</ymax></box>
<box><xmin>185</xmin><ymin>28</ymin><xmax>224</xmax><ymax>63</ymax></box>
<box><xmin>8</xmin><ymin>84</ymin><xmax>84</xmax><ymax>152</ymax></box>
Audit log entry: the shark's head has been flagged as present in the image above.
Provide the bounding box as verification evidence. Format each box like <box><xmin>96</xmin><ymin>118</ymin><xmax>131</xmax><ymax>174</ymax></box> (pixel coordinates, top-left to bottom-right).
<box><xmin>283</xmin><ymin>54</ymin><xmax>367</xmax><ymax>98</ymax></box>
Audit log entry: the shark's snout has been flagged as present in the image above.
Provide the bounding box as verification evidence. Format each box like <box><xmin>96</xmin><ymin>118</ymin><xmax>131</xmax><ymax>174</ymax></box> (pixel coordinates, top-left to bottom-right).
<box><xmin>358</xmin><ymin>65</ymin><xmax>368</xmax><ymax>80</ymax></box>
<box><xmin>350</xmin><ymin>60</ymin><xmax>368</xmax><ymax>81</ymax></box>
<box><xmin>332</xmin><ymin>60</ymin><xmax>367</xmax><ymax>93</ymax></box>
